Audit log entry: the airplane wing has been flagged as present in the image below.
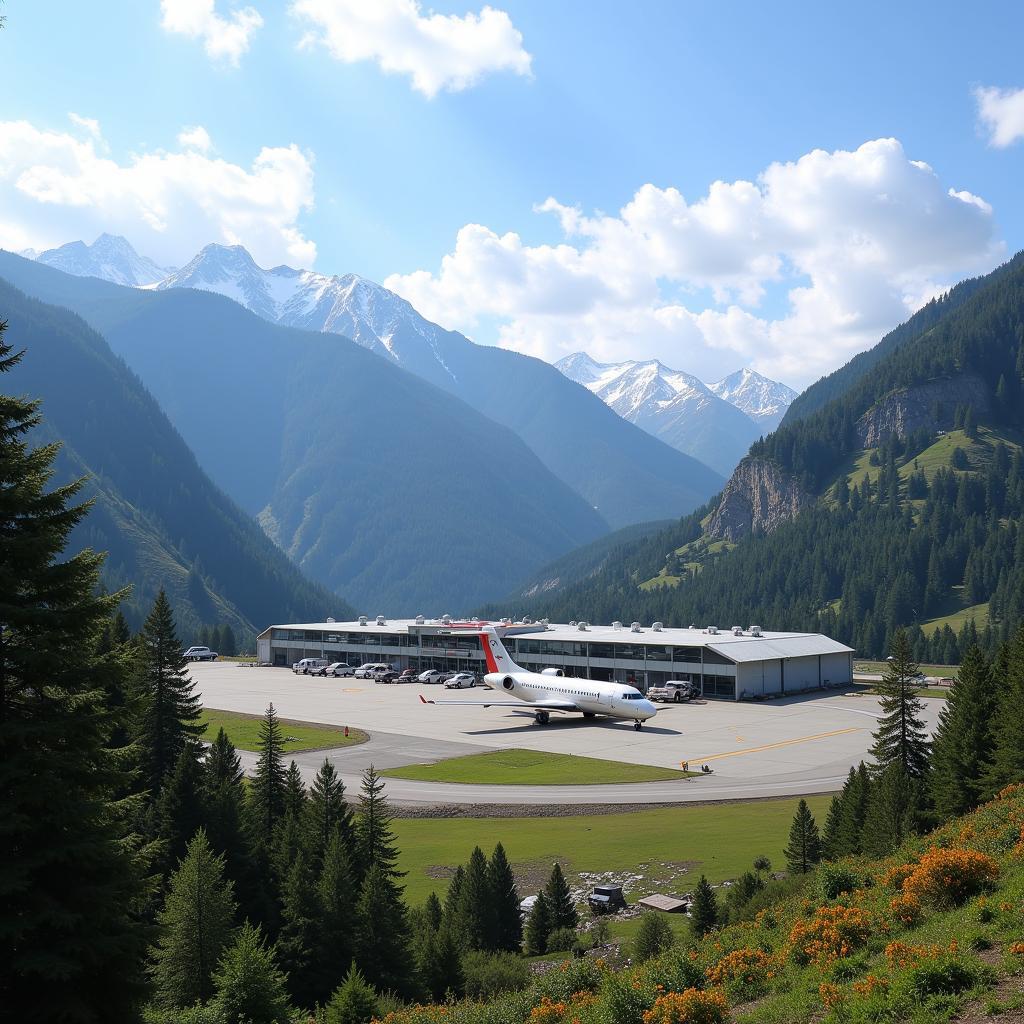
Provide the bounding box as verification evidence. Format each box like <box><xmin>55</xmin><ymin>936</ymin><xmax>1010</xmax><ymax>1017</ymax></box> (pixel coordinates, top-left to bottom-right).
<box><xmin>419</xmin><ymin>695</ymin><xmax>580</xmax><ymax>712</ymax></box>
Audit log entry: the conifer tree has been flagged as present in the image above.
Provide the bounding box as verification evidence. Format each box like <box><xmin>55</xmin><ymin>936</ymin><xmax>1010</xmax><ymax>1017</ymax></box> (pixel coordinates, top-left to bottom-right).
<box><xmin>217</xmin><ymin>624</ymin><xmax>239</xmax><ymax>658</ymax></box>
<box><xmin>315</xmin><ymin>832</ymin><xmax>356</xmax><ymax>1005</ymax></box>
<box><xmin>354</xmin><ymin>765</ymin><xmax>404</xmax><ymax>881</ymax></box>
<box><xmin>633</xmin><ymin>913</ymin><xmax>675</xmax><ymax>962</ymax></box>
<box><xmin>689</xmin><ymin>876</ymin><xmax>718</xmax><ymax>937</ymax></box>
<box><xmin>277</xmin><ymin>851</ymin><xmax>320</xmax><ymax>1008</ymax></box>
<box><xmin>325</xmin><ymin>962</ymin><xmax>379</xmax><ymax>1024</ymax></box>
<box><xmin>832</xmin><ymin>763</ymin><xmax>871</xmax><ymax>856</ymax></box>
<box><xmin>248</xmin><ymin>703</ymin><xmax>287</xmax><ymax>850</ymax></box>
<box><xmin>0</xmin><ymin>328</ymin><xmax>150</xmax><ymax>1020</ymax></box>
<box><xmin>157</xmin><ymin>742</ymin><xmax>208</xmax><ymax>869</ymax></box>
<box><xmin>150</xmin><ymin>829</ymin><xmax>237</xmax><ymax>1008</ymax></box>
<box><xmin>488</xmin><ymin>842</ymin><xmax>523</xmax><ymax>952</ymax></box>
<box><xmin>784</xmin><ymin>799</ymin><xmax>822</xmax><ymax>874</ymax></box>
<box><xmin>273</xmin><ymin>760</ymin><xmax>308</xmax><ymax>878</ymax></box>
<box><xmin>212</xmin><ymin>921</ymin><xmax>292</xmax><ymax>1024</ymax></box>
<box><xmin>136</xmin><ymin>589</ymin><xmax>203</xmax><ymax>795</ymax></box>
<box><xmin>423</xmin><ymin>891</ymin><xmax>444</xmax><ymax>932</ymax></box>
<box><xmin>355</xmin><ymin>860</ymin><xmax>413</xmax><ymax>996</ymax></box>
<box><xmin>986</xmin><ymin>628</ymin><xmax>1024</xmax><ymax>793</ymax></box>
<box><xmin>444</xmin><ymin>864</ymin><xmax>465</xmax><ymax>925</ymax></box>
<box><xmin>524</xmin><ymin>891</ymin><xmax>551</xmax><ymax>955</ymax></box>
<box><xmin>870</xmin><ymin>629</ymin><xmax>930</xmax><ymax>779</ymax></box>
<box><xmin>821</xmin><ymin>795</ymin><xmax>844</xmax><ymax>860</ymax></box>
<box><xmin>207</xmin><ymin>726</ymin><xmax>244</xmax><ymax>787</ymax></box>
<box><xmin>543</xmin><ymin>862</ymin><xmax>578</xmax><ymax>931</ymax></box>
<box><xmin>457</xmin><ymin>845</ymin><xmax>493</xmax><ymax>950</ymax></box>
<box><xmin>304</xmin><ymin>758</ymin><xmax>354</xmax><ymax>869</ymax></box>
<box><xmin>416</xmin><ymin>926</ymin><xmax>464</xmax><ymax>1002</ymax></box>
<box><xmin>862</xmin><ymin>764</ymin><xmax>919</xmax><ymax>857</ymax></box>
<box><xmin>929</xmin><ymin>646</ymin><xmax>996</xmax><ymax>817</ymax></box>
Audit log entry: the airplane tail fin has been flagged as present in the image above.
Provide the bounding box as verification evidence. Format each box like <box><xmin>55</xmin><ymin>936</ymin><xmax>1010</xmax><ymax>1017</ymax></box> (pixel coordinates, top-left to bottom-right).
<box><xmin>479</xmin><ymin>627</ymin><xmax>521</xmax><ymax>674</ymax></box>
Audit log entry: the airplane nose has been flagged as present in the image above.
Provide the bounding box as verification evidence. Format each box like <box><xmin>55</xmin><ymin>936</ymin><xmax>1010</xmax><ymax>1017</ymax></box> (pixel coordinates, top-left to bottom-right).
<box><xmin>641</xmin><ymin>700</ymin><xmax>657</xmax><ymax>719</ymax></box>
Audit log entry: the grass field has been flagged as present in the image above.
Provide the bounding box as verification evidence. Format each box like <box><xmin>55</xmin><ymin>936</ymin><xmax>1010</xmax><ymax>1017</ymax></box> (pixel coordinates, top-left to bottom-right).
<box><xmin>392</xmin><ymin>795</ymin><xmax>831</xmax><ymax>907</ymax></box>
<box><xmin>381</xmin><ymin>749</ymin><xmax>696</xmax><ymax>785</ymax></box>
<box><xmin>200</xmin><ymin>708</ymin><xmax>367</xmax><ymax>753</ymax></box>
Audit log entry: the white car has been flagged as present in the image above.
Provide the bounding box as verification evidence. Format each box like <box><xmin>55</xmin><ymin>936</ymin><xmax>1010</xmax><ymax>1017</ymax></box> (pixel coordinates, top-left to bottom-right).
<box><xmin>326</xmin><ymin>662</ymin><xmax>355</xmax><ymax>677</ymax></box>
<box><xmin>444</xmin><ymin>672</ymin><xmax>477</xmax><ymax>689</ymax></box>
<box><xmin>418</xmin><ymin>669</ymin><xmax>445</xmax><ymax>684</ymax></box>
<box><xmin>183</xmin><ymin>646</ymin><xmax>218</xmax><ymax>661</ymax></box>
<box><xmin>354</xmin><ymin>662</ymin><xmax>390</xmax><ymax>679</ymax></box>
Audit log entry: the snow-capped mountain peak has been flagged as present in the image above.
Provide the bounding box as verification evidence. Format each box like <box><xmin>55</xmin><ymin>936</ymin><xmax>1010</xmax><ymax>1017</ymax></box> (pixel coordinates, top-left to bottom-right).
<box><xmin>709</xmin><ymin>367</ymin><xmax>797</xmax><ymax>428</ymax></box>
<box><xmin>34</xmin><ymin>233</ymin><xmax>172</xmax><ymax>287</ymax></box>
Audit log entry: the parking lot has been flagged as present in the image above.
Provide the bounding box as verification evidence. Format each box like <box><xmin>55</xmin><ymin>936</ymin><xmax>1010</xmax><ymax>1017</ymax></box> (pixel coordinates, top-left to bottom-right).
<box><xmin>191</xmin><ymin>662</ymin><xmax>942</xmax><ymax>804</ymax></box>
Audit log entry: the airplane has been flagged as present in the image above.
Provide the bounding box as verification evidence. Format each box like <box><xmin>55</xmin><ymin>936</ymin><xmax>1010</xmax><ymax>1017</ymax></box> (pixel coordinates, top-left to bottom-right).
<box><xmin>419</xmin><ymin>627</ymin><xmax>658</xmax><ymax>730</ymax></box>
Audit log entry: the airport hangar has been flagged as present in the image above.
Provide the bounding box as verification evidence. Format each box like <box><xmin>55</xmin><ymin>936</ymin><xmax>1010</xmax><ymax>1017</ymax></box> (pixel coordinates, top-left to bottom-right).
<box><xmin>256</xmin><ymin>617</ymin><xmax>854</xmax><ymax>701</ymax></box>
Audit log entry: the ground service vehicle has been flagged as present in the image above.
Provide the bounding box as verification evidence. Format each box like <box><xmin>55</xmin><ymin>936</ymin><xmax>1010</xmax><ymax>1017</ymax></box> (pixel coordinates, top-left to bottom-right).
<box><xmin>183</xmin><ymin>646</ymin><xmax>218</xmax><ymax>661</ymax></box>
<box><xmin>293</xmin><ymin>658</ymin><xmax>330</xmax><ymax>674</ymax></box>
<box><xmin>647</xmin><ymin>680</ymin><xmax>694</xmax><ymax>703</ymax></box>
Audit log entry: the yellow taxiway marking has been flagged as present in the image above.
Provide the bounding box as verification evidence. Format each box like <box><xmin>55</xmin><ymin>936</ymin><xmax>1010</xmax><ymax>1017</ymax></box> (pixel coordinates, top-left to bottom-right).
<box><xmin>682</xmin><ymin>727</ymin><xmax>862</xmax><ymax>766</ymax></box>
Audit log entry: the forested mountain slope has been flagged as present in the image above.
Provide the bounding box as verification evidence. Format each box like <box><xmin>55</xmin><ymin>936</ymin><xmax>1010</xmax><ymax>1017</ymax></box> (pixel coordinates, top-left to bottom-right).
<box><xmin>506</xmin><ymin>254</ymin><xmax>1024</xmax><ymax>661</ymax></box>
<box><xmin>0</xmin><ymin>279</ymin><xmax>345</xmax><ymax>642</ymax></box>
<box><xmin>0</xmin><ymin>253</ymin><xmax>608</xmax><ymax>612</ymax></box>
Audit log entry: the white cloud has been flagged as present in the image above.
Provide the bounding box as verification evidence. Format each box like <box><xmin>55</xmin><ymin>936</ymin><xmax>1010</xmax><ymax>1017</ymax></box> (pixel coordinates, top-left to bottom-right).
<box><xmin>160</xmin><ymin>0</ymin><xmax>263</xmax><ymax>67</ymax></box>
<box><xmin>974</xmin><ymin>84</ymin><xmax>1024</xmax><ymax>148</ymax></box>
<box><xmin>177</xmin><ymin>125</ymin><xmax>213</xmax><ymax>152</ymax></box>
<box><xmin>0</xmin><ymin>119</ymin><xmax>316</xmax><ymax>268</ymax></box>
<box><xmin>291</xmin><ymin>0</ymin><xmax>531</xmax><ymax>98</ymax></box>
<box><xmin>385</xmin><ymin>139</ymin><xmax>1002</xmax><ymax>386</ymax></box>
<box><xmin>68</xmin><ymin>112</ymin><xmax>102</xmax><ymax>140</ymax></box>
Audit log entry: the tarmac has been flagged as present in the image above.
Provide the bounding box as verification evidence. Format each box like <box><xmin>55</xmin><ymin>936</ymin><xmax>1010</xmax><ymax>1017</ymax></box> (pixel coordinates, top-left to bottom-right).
<box><xmin>193</xmin><ymin>662</ymin><xmax>943</xmax><ymax>806</ymax></box>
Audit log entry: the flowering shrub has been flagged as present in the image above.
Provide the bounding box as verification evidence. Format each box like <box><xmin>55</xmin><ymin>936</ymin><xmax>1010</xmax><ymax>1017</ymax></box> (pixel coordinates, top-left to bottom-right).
<box><xmin>818</xmin><ymin>982</ymin><xmax>844</xmax><ymax>1010</ymax></box>
<box><xmin>851</xmin><ymin>973</ymin><xmax>889</xmax><ymax>998</ymax></box>
<box><xmin>705</xmin><ymin>947</ymin><xmax>776</xmax><ymax>1000</ymax></box>
<box><xmin>884</xmin><ymin>940</ymin><xmax>956</xmax><ymax>970</ymax></box>
<box><xmin>530</xmin><ymin>997</ymin><xmax>567</xmax><ymax>1024</ymax></box>
<box><xmin>882</xmin><ymin>863</ymin><xmax>916</xmax><ymax>891</ymax></box>
<box><xmin>901</xmin><ymin>848</ymin><xmax>999</xmax><ymax>907</ymax></box>
<box><xmin>888</xmin><ymin>892</ymin><xmax>922</xmax><ymax>927</ymax></box>
<box><xmin>1009</xmin><ymin>942</ymin><xmax>1024</xmax><ymax>956</ymax></box>
<box><xmin>641</xmin><ymin>989</ymin><xmax>729</xmax><ymax>1024</ymax></box>
<box><xmin>788</xmin><ymin>905</ymin><xmax>872</xmax><ymax>965</ymax></box>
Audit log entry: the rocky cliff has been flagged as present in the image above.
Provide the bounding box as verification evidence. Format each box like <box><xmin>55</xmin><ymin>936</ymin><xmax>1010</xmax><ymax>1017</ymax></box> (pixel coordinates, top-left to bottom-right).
<box><xmin>856</xmin><ymin>374</ymin><xmax>991</xmax><ymax>447</ymax></box>
<box><xmin>706</xmin><ymin>458</ymin><xmax>813</xmax><ymax>541</ymax></box>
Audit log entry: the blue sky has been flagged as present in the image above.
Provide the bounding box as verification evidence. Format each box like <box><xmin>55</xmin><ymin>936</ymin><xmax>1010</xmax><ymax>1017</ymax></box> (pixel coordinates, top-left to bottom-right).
<box><xmin>2</xmin><ymin>1</ymin><xmax>1023</xmax><ymax>385</ymax></box>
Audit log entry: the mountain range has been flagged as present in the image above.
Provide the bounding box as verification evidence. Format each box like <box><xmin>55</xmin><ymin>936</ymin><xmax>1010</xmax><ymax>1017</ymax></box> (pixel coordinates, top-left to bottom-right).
<box><xmin>36</xmin><ymin>232</ymin><xmax>173</xmax><ymax>287</ymax></box>
<box><xmin>505</xmin><ymin>252</ymin><xmax>1024</xmax><ymax>663</ymax></box>
<box><xmin>555</xmin><ymin>353</ymin><xmax>794</xmax><ymax>476</ymax></box>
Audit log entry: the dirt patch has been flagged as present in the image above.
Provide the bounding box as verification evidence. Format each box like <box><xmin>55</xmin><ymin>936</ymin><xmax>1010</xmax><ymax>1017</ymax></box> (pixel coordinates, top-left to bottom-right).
<box><xmin>956</xmin><ymin>975</ymin><xmax>1024</xmax><ymax>1023</ymax></box>
<box><xmin>424</xmin><ymin>864</ymin><xmax>459</xmax><ymax>880</ymax></box>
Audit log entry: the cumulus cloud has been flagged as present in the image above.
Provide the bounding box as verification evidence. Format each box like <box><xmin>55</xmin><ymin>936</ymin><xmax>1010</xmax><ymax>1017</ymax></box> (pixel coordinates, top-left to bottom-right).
<box><xmin>974</xmin><ymin>84</ymin><xmax>1024</xmax><ymax>148</ymax></box>
<box><xmin>0</xmin><ymin>119</ymin><xmax>316</xmax><ymax>268</ymax></box>
<box><xmin>68</xmin><ymin>112</ymin><xmax>102</xmax><ymax>140</ymax></box>
<box><xmin>291</xmin><ymin>0</ymin><xmax>531</xmax><ymax>98</ymax></box>
<box><xmin>385</xmin><ymin>139</ymin><xmax>1002</xmax><ymax>386</ymax></box>
<box><xmin>177</xmin><ymin>124</ymin><xmax>213</xmax><ymax>152</ymax></box>
<box><xmin>160</xmin><ymin>0</ymin><xmax>263</xmax><ymax>66</ymax></box>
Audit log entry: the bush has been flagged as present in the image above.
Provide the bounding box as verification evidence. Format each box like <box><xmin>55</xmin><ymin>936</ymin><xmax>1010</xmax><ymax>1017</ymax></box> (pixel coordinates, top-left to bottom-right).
<box><xmin>462</xmin><ymin>951</ymin><xmax>531</xmax><ymax>1000</ymax></box>
<box><xmin>534</xmin><ymin>955</ymin><xmax>604</xmax><ymax>1002</ymax></box>
<box><xmin>900</xmin><ymin>848</ymin><xmax>999</xmax><ymax>908</ymax></box>
<box><xmin>705</xmin><ymin>947</ymin><xmax>776</xmax><ymax>1002</ymax></box>
<box><xmin>788</xmin><ymin>905</ymin><xmax>872</xmax><ymax>965</ymax></box>
<box><xmin>818</xmin><ymin>864</ymin><xmax>861</xmax><ymax>901</ymax></box>
<box><xmin>642</xmin><ymin>950</ymin><xmax>705</xmax><ymax>995</ymax></box>
<box><xmin>546</xmin><ymin>927</ymin><xmax>579</xmax><ymax>954</ymax></box>
<box><xmin>904</xmin><ymin>954</ymin><xmax>989</xmax><ymax>999</ymax></box>
<box><xmin>641</xmin><ymin>988</ymin><xmax>729</xmax><ymax>1024</ymax></box>
<box><xmin>633</xmin><ymin>913</ymin><xmax>676</xmax><ymax>963</ymax></box>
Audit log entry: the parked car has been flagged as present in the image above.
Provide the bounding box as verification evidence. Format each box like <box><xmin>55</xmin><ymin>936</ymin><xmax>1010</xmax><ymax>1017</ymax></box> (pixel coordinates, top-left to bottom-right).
<box><xmin>375</xmin><ymin>669</ymin><xmax>400</xmax><ymax>683</ymax></box>
<box><xmin>396</xmin><ymin>668</ymin><xmax>419</xmax><ymax>683</ymax></box>
<box><xmin>647</xmin><ymin>680</ymin><xmax>694</xmax><ymax>703</ymax></box>
<box><xmin>444</xmin><ymin>672</ymin><xmax>477</xmax><ymax>689</ymax></box>
<box><xmin>327</xmin><ymin>662</ymin><xmax>356</xmax><ymax>677</ymax></box>
<box><xmin>293</xmin><ymin>658</ymin><xmax>330</xmax><ymax>674</ymax></box>
<box><xmin>183</xmin><ymin>645</ymin><xmax>218</xmax><ymax>662</ymax></box>
<box><xmin>354</xmin><ymin>662</ymin><xmax>390</xmax><ymax>678</ymax></box>
<box><xmin>418</xmin><ymin>669</ymin><xmax>445</xmax><ymax>684</ymax></box>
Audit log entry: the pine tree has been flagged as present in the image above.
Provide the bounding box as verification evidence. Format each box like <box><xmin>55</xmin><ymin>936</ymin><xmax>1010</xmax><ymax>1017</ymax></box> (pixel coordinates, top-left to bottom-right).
<box><xmin>354</xmin><ymin>765</ymin><xmax>404</xmax><ymax>882</ymax></box>
<box><xmin>443</xmin><ymin>865</ymin><xmax>465</xmax><ymax>925</ymax></box>
<box><xmin>832</xmin><ymin>763</ymin><xmax>871</xmax><ymax>857</ymax></box>
<box><xmin>633</xmin><ymin>913</ymin><xmax>675</xmax><ymax>962</ymax></box>
<box><xmin>354</xmin><ymin>860</ymin><xmax>413</xmax><ymax>996</ymax></box>
<box><xmin>0</xmin><ymin>328</ymin><xmax>150</xmax><ymax>1021</ymax></box>
<box><xmin>208</xmin><ymin>726</ymin><xmax>244</xmax><ymax>787</ymax></box>
<box><xmin>157</xmin><ymin>742</ymin><xmax>208</xmax><ymax>870</ymax></box>
<box><xmin>150</xmin><ymin>829</ymin><xmax>237</xmax><ymax>1008</ymax></box>
<box><xmin>457</xmin><ymin>845</ymin><xmax>493</xmax><ymax>950</ymax></box>
<box><xmin>136</xmin><ymin>589</ymin><xmax>203</xmax><ymax>795</ymax></box>
<box><xmin>423</xmin><ymin>891</ymin><xmax>443</xmax><ymax>932</ymax></box>
<box><xmin>543</xmin><ymin>862</ymin><xmax>578</xmax><ymax>931</ymax></box>
<box><xmin>784</xmin><ymin>799</ymin><xmax>822</xmax><ymax>874</ymax></box>
<box><xmin>862</xmin><ymin>764</ymin><xmax>919</xmax><ymax>857</ymax></box>
<box><xmin>212</xmin><ymin>921</ymin><xmax>292</xmax><ymax>1024</ymax></box>
<box><xmin>929</xmin><ymin>646</ymin><xmax>996</xmax><ymax>817</ymax></box>
<box><xmin>416</xmin><ymin>925</ymin><xmax>464</xmax><ymax>1002</ymax></box>
<box><xmin>689</xmin><ymin>876</ymin><xmax>718</xmax><ymax>937</ymax></box>
<box><xmin>273</xmin><ymin>760</ymin><xmax>308</xmax><ymax>878</ymax></box>
<box><xmin>986</xmin><ymin>628</ymin><xmax>1024</xmax><ymax>793</ymax></box>
<box><xmin>218</xmin><ymin>624</ymin><xmax>239</xmax><ymax>658</ymax></box>
<box><xmin>524</xmin><ymin>891</ymin><xmax>551</xmax><ymax>955</ymax></box>
<box><xmin>821</xmin><ymin>795</ymin><xmax>844</xmax><ymax>860</ymax></box>
<box><xmin>870</xmin><ymin>629</ymin><xmax>930</xmax><ymax>779</ymax></box>
<box><xmin>314</xmin><ymin>832</ymin><xmax>356</xmax><ymax>1005</ymax></box>
<box><xmin>248</xmin><ymin>703</ymin><xmax>287</xmax><ymax>850</ymax></box>
<box><xmin>325</xmin><ymin>962</ymin><xmax>379</xmax><ymax>1024</ymax></box>
<box><xmin>277</xmin><ymin>851</ymin><xmax>320</xmax><ymax>1009</ymax></box>
<box><xmin>304</xmin><ymin>758</ymin><xmax>354</xmax><ymax>869</ymax></box>
<box><xmin>488</xmin><ymin>842</ymin><xmax>523</xmax><ymax>952</ymax></box>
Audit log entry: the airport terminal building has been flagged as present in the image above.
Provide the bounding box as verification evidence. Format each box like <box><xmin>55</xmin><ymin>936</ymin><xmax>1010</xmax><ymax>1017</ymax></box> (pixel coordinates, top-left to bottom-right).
<box><xmin>256</xmin><ymin>617</ymin><xmax>854</xmax><ymax>701</ymax></box>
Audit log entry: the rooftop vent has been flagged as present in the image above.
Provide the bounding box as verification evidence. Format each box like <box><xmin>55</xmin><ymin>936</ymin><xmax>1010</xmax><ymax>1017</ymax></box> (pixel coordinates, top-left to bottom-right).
<box><xmin>578</xmin><ymin>621</ymin><xmax>589</xmax><ymax>631</ymax></box>
<box><xmin>501</xmin><ymin>617</ymin><xmax>512</xmax><ymax>626</ymax></box>
<box><xmin>732</xmin><ymin>625</ymin><xmax>743</xmax><ymax>635</ymax></box>
<box><xmin>377</xmin><ymin>615</ymin><xmax>387</xmax><ymax>626</ymax></box>
<box><xmin>569</xmin><ymin>620</ymin><xmax>577</xmax><ymax>627</ymax></box>
<box><xmin>707</xmin><ymin>625</ymin><xmax>718</xmax><ymax>634</ymax></box>
<box><xmin>523</xmin><ymin>616</ymin><xmax>533</xmax><ymax>624</ymax></box>
<box><xmin>415</xmin><ymin>614</ymin><xmax>425</xmax><ymax>624</ymax></box>
<box><xmin>630</xmin><ymin>621</ymin><xmax>642</xmax><ymax>632</ymax></box>
<box><xmin>750</xmin><ymin>625</ymin><xmax>762</xmax><ymax>637</ymax></box>
<box><xmin>358</xmin><ymin>615</ymin><xmax>368</xmax><ymax>626</ymax></box>
<box><xmin>689</xmin><ymin>624</ymin><xmax>696</xmax><ymax>630</ymax></box>
<box><xmin>326</xmin><ymin>617</ymin><xmax>335</xmax><ymax>623</ymax></box>
<box><xmin>540</xmin><ymin>618</ymin><xmax>549</xmax><ymax>626</ymax></box>
<box><xmin>612</xmin><ymin>620</ymin><xmax>623</xmax><ymax>629</ymax></box>
<box><xmin>652</xmin><ymin>621</ymin><xmax>663</xmax><ymax>632</ymax></box>
<box><xmin>441</xmin><ymin>614</ymin><xmax>451</xmax><ymax>625</ymax></box>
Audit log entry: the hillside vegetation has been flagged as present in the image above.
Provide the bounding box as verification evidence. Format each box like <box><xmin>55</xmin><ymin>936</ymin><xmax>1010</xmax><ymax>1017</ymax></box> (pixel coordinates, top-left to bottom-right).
<box><xmin>510</xmin><ymin>254</ymin><xmax>1024</xmax><ymax>662</ymax></box>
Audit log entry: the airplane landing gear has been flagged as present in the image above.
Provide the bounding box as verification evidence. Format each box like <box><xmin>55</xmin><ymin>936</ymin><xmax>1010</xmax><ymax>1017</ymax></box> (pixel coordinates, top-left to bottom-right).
<box><xmin>535</xmin><ymin>710</ymin><xmax>550</xmax><ymax>726</ymax></box>
<box><xmin>582</xmin><ymin>712</ymin><xmax>596</xmax><ymax>719</ymax></box>
<box><xmin>633</xmin><ymin>720</ymin><xmax>643</xmax><ymax>731</ymax></box>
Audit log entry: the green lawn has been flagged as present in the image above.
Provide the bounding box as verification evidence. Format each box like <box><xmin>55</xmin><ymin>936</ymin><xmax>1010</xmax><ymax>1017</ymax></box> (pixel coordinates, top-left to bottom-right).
<box><xmin>200</xmin><ymin>708</ymin><xmax>367</xmax><ymax>753</ymax></box>
<box><xmin>381</xmin><ymin>749</ymin><xmax>695</xmax><ymax>786</ymax></box>
<box><xmin>392</xmin><ymin>795</ymin><xmax>832</xmax><ymax>907</ymax></box>
<box><xmin>922</xmin><ymin>599</ymin><xmax>990</xmax><ymax>634</ymax></box>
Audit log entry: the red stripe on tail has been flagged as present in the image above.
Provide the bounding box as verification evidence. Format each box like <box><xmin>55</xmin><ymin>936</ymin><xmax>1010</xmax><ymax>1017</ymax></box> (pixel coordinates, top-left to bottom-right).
<box><xmin>479</xmin><ymin>632</ymin><xmax>500</xmax><ymax>673</ymax></box>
